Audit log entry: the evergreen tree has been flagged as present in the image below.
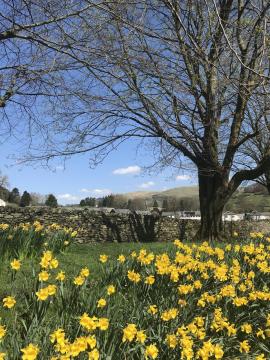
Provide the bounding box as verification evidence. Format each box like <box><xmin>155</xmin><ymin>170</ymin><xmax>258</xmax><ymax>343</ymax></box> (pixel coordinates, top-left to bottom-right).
<box><xmin>45</xmin><ymin>194</ymin><xmax>58</xmax><ymax>207</ymax></box>
<box><xmin>85</xmin><ymin>197</ymin><xmax>96</xmax><ymax>206</ymax></box>
<box><xmin>153</xmin><ymin>200</ymin><xmax>159</xmax><ymax>208</ymax></box>
<box><xmin>20</xmin><ymin>191</ymin><xmax>31</xmax><ymax>207</ymax></box>
<box><xmin>80</xmin><ymin>199</ymin><xmax>86</xmax><ymax>207</ymax></box>
<box><xmin>8</xmin><ymin>188</ymin><xmax>20</xmax><ymax>204</ymax></box>
<box><xmin>89</xmin><ymin>197</ymin><xmax>96</xmax><ymax>206</ymax></box>
<box><xmin>102</xmin><ymin>194</ymin><xmax>114</xmax><ymax>207</ymax></box>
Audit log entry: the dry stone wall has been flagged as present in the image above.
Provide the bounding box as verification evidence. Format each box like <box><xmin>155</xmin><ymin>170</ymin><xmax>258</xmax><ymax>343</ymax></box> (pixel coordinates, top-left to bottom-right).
<box><xmin>0</xmin><ymin>207</ymin><xmax>185</xmax><ymax>243</ymax></box>
<box><xmin>1</xmin><ymin>207</ymin><xmax>270</xmax><ymax>243</ymax></box>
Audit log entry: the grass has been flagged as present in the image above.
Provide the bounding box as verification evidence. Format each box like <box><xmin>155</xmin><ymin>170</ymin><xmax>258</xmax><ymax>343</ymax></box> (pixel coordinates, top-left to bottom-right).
<box><xmin>57</xmin><ymin>242</ymin><xmax>175</xmax><ymax>279</ymax></box>
<box><xmin>1</xmin><ymin>235</ymin><xmax>270</xmax><ymax>359</ymax></box>
<box><xmin>0</xmin><ymin>242</ymin><xmax>174</xmax><ymax>293</ymax></box>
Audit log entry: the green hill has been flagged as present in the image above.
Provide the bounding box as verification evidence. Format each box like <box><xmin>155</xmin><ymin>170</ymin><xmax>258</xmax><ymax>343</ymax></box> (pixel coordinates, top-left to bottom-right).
<box><xmin>121</xmin><ymin>190</ymin><xmax>159</xmax><ymax>200</ymax></box>
<box><xmin>124</xmin><ymin>186</ymin><xmax>198</xmax><ymax>200</ymax></box>
<box><xmin>123</xmin><ymin>185</ymin><xmax>270</xmax><ymax>212</ymax></box>
<box><xmin>226</xmin><ymin>191</ymin><xmax>270</xmax><ymax>213</ymax></box>
<box><xmin>155</xmin><ymin>186</ymin><xmax>199</xmax><ymax>199</ymax></box>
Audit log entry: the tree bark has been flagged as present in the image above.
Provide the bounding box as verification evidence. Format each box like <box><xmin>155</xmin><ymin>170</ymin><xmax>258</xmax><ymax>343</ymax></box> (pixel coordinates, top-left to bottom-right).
<box><xmin>265</xmin><ymin>171</ymin><xmax>270</xmax><ymax>195</ymax></box>
<box><xmin>196</xmin><ymin>170</ymin><xmax>228</xmax><ymax>242</ymax></box>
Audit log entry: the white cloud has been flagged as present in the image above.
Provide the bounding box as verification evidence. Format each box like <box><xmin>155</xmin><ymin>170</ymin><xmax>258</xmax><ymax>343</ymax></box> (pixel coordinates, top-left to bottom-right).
<box><xmin>92</xmin><ymin>189</ymin><xmax>112</xmax><ymax>196</ymax></box>
<box><xmin>176</xmin><ymin>175</ymin><xmax>191</xmax><ymax>181</ymax></box>
<box><xmin>57</xmin><ymin>188</ymin><xmax>112</xmax><ymax>205</ymax></box>
<box><xmin>57</xmin><ymin>193</ymin><xmax>80</xmax><ymax>201</ymax></box>
<box><xmin>139</xmin><ymin>181</ymin><xmax>155</xmax><ymax>189</ymax></box>
<box><xmin>80</xmin><ymin>188</ymin><xmax>90</xmax><ymax>193</ymax></box>
<box><xmin>113</xmin><ymin>165</ymin><xmax>141</xmax><ymax>175</ymax></box>
<box><xmin>80</xmin><ymin>188</ymin><xmax>112</xmax><ymax>196</ymax></box>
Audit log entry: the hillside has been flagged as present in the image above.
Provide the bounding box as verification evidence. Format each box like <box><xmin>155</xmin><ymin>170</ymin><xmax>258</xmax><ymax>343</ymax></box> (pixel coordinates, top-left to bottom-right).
<box><xmin>226</xmin><ymin>191</ymin><xmax>270</xmax><ymax>213</ymax></box>
<box><xmin>123</xmin><ymin>185</ymin><xmax>270</xmax><ymax>212</ymax></box>
<box><xmin>121</xmin><ymin>190</ymin><xmax>159</xmax><ymax>200</ymax></box>
<box><xmin>124</xmin><ymin>186</ymin><xmax>198</xmax><ymax>200</ymax></box>
<box><xmin>154</xmin><ymin>186</ymin><xmax>199</xmax><ymax>199</ymax></box>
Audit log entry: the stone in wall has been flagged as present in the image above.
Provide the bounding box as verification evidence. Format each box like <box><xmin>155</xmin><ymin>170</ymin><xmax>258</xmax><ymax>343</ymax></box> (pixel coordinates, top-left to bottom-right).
<box><xmin>1</xmin><ymin>206</ymin><xmax>270</xmax><ymax>243</ymax></box>
<box><xmin>0</xmin><ymin>207</ymin><xmax>182</xmax><ymax>243</ymax></box>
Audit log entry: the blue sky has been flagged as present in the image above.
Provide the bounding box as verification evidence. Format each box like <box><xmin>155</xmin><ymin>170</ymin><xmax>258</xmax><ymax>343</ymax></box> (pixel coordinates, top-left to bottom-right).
<box><xmin>0</xmin><ymin>137</ymin><xmax>196</xmax><ymax>205</ymax></box>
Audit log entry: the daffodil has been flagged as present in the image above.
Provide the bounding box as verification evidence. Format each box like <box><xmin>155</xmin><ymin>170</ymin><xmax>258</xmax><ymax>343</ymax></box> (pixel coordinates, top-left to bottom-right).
<box><xmin>107</xmin><ymin>285</ymin><xmax>116</xmax><ymax>295</ymax></box>
<box><xmin>21</xmin><ymin>343</ymin><xmax>40</xmax><ymax>360</ymax></box>
<box><xmin>239</xmin><ymin>340</ymin><xmax>250</xmax><ymax>353</ymax></box>
<box><xmin>99</xmin><ymin>254</ymin><xmax>108</xmax><ymax>263</ymax></box>
<box><xmin>10</xmin><ymin>259</ymin><xmax>21</xmax><ymax>270</ymax></box>
<box><xmin>97</xmin><ymin>298</ymin><xmax>106</xmax><ymax>308</ymax></box>
<box><xmin>0</xmin><ymin>325</ymin><xmax>6</xmax><ymax>339</ymax></box>
<box><xmin>3</xmin><ymin>296</ymin><xmax>16</xmax><ymax>309</ymax></box>
<box><xmin>117</xmin><ymin>254</ymin><xmax>125</xmax><ymax>263</ymax></box>
<box><xmin>145</xmin><ymin>344</ymin><xmax>159</xmax><ymax>359</ymax></box>
<box><xmin>56</xmin><ymin>271</ymin><xmax>65</xmax><ymax>281</ymax></box>
<box><xmin>127</xmin><ymin>270</ymin><xmax>141</xmax><ymax>283</ymax></box>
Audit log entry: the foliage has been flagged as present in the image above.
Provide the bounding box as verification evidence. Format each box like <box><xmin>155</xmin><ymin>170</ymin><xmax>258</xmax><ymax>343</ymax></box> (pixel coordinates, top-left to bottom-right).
<box><xmin>0</xmin><ymin>222</ymin><xmax>75</xmax><ymax>260</ymax></box>
<box><xmin>20</xmin><ymin>191</ymin><xmax>32</xmax><ymax>207</ymax></box>
<box><xmin>127</xmin><ymin>198</ymin><xmax>147</xmax><ymax>211</ymax></box>
<box><xmin>100</xmin><ymin>194</ymin><xmax>115</xmax><ymax>208</ymax></box>
<box><xmin>45</xmin><ymin>194</ymin><xmax>58</xmax><ymax>208</ymax></box>
<box><xmin>0</xmin><ymin>233</ymin><xmax>269</xmax><ymax>359</ymax></box>
<box><xmin>80</xmin><ymin>197</ymin><xmax>96</xmax><ymax>207</ymax></box>
<box><xmin>8</xmin><ymin>188</ymin><xmax>20</xmax><ymax>205</ymax></box>
<box><xmin>0</xmin><ymin>186</ymin><xmax>10</xmax><ymax>202</ymax></box>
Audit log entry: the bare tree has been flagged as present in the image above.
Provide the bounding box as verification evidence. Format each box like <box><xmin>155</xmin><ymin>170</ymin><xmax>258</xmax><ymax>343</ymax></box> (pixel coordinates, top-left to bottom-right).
<box><xmin>0</xmin><ymin>0</ymin><xmax>93</xmax><ymax>141</ymax></box>
<box><xmin>30</xmin><ymin>192</ymin><xmax>46</xmax><ymax>205</ymax></box>
<box><xmin>6</xmin><ymin>1</ymin><xmax>270</xmax><ymax>241</ymax></box>
<box><xmin>240</xmin><ymin>97</ymin><xmax>270</xmax><ymax>194</ymax></box>
<box><xmin>0</xmin><ymin>170</ymin><xmax>9</xmax><ymax>188</ymax></box>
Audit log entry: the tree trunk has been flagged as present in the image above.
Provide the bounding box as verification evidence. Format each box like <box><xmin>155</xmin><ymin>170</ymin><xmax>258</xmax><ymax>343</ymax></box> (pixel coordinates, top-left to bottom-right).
<box><xmin>265</xmin><ymin>171</ymin><xmax>270</xmax><ymax>195</ymax></box>
<box><xmin>196</xmin><ymin>170</ymin><xmax>228</xmax><ymax>242</ymax></box>
<box><xmin>266</xmin><ymin>182</ymin><xmax>270</xmax><ymax>195</ymax></box>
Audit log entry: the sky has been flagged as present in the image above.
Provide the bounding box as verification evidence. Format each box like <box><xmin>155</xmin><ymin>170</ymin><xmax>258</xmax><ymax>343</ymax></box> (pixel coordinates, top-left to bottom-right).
<box><xmin>0</xmin><ymin>137</ymin><xmax>196</xmax><ymax>205</ymax></box>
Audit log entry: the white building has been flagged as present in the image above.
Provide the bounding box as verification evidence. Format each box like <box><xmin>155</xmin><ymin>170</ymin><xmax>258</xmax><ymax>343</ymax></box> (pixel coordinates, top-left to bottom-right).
<box><xmin>0</xmin><ymin>199</ymin><xmax>6</xmax><ymax>207</ymax></box>
<box><xmin>244</xmin><ymin>212</ymin><xmax>270</xmax><ymax>221</ymax></box>
<box><xmin>222</xmin><ymin>212</ymin><xmax>245</xmax><ymax>221</ymax></box>
<box><xmin>257</xmin><ymin>212</ymin><xmax>270</xmax><ymax>220</ymax></box>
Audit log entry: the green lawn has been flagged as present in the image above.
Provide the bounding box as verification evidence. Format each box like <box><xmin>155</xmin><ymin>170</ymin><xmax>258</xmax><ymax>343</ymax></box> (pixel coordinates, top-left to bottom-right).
<box><xmin>0</xmin><ymin>242</ymin><xmax>175</xmax><ymax>294</ymax></box>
